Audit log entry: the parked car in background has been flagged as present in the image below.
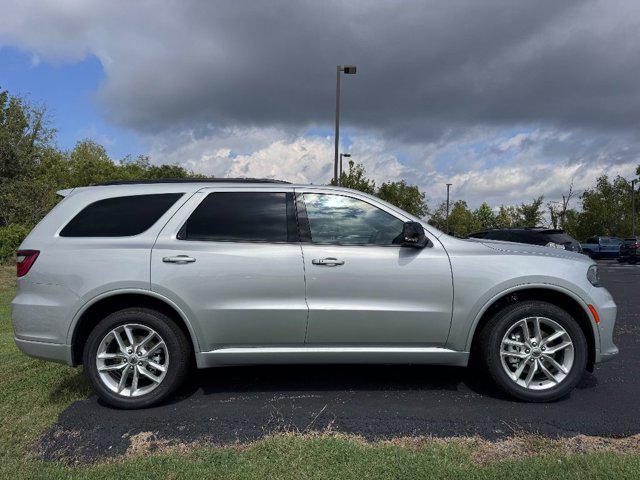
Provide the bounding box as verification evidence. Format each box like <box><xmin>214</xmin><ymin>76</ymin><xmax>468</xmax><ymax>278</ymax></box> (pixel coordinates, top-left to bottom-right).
<box><xmin>580</xmin><ymin>236</ymin><xmax>625</xmax><ymax>259</ymax></box>
<box><xmin>12</xmin><ymin>180</ymin><xmax>617</xmax><ymax>408</ymax></box>
<box><xmin>618</xmin><ymin>237</ymin><xmax>639</xmax><ymax>264</ymax></box>
<box><xmin>467</xmin><ymin>228</ymin><xmax>583</xmax><ymax>253</ymax></box>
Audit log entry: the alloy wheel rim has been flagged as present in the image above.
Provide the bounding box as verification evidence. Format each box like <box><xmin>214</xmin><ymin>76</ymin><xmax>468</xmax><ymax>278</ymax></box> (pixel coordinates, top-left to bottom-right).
<box><xmin>96</xmin><ymin>323</ymin><xmax>169</xmax><ymax>397</ymax></box>
<box><xmin>500</xmin><ymin>316</ymin><xmax>574</xmax><ymax>391</ymax></box>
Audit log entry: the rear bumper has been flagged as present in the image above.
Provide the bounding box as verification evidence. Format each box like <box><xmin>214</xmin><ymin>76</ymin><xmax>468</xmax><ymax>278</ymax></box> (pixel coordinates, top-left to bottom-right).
<box><xmin>14</xmin><ymin>337</ymin><xmax>73</xmax><ymax>365</ymax></box>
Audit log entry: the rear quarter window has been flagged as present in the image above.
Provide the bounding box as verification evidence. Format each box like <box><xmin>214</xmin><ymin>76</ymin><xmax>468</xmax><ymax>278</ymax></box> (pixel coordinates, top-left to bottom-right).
<box><xmin>60</xmin><ymin>193</ymin><xmax>183</xmax><ymax>237</ymax></box>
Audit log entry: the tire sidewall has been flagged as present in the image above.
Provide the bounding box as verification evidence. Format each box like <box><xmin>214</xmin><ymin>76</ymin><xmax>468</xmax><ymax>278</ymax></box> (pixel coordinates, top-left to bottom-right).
<box><xmin>83</xmin><ymin>308</ymin><xmax>189</xmax><ymax>409</ymax></box>
<box><xmin>482</xmin><ymin>301</ymin><xmax>588</xmax><ymax>402</ymax></box>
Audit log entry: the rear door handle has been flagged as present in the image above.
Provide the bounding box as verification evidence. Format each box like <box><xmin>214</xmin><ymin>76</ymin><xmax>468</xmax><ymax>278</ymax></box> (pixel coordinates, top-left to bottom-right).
<box><xmin>162</xmin><ymin>255</ymin><xmax>196</xmax><ymax>264</ymax></box>
<box><xmin>312</xmin><ymin>257</ymin><xmax>345</xmax><ymax>267</ymax></box>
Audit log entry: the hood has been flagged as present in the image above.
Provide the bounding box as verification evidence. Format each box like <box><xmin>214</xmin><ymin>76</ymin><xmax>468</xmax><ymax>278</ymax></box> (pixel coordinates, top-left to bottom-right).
<box><xmin>465</xmin><ymin>237</ymin><xmax>590</xmax><ymax>262</ymax></box>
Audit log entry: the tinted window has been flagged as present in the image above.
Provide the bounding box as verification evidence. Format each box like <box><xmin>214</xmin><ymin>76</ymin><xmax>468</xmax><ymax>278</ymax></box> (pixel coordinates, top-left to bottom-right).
<box><xmin>60</xmin><ymin>193</ymin><xmax>182</xmax><ymax>237</ymax></box>
<box><xmin>483</xmin><ymin>231</ymin><xmax>508</xmax><ymax>241</ymax></box>
<box><xmin>182</xmin><ymin>192</ymin><xmax>296</xmax><ymax>242</ymax></box>
<box><xmin>516</xmin><ymin>232</ymin><xmax>546</xmax><ymax>245</ymax></box>
<box><xmin>585</xmin><ymin>237</ymin><xmax>597</xmax><ymax>244</ymax></box>
<box><xmin>303</xmin><ymin>194</ymin><xmax>404</xmax><ymax>245</ymax></box>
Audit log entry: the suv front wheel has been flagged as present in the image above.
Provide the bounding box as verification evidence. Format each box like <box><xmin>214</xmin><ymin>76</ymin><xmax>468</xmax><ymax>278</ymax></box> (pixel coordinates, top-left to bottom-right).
<box><xmin>83</xmin><ymin>307</ymin><xmax>190</xmax><ymax>409</ymax></box>
<box><xmin>479</xmin><ymin>300</ymin><xmax>588</xmax><ymax>402</ymax></box>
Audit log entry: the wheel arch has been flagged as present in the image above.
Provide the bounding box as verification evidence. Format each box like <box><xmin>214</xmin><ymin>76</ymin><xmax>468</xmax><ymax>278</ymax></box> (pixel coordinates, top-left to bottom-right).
<box><xmin>69</xmin><ymin>290</ymin><xmax>200</xmax><ymax>366</ymax></box>
<box><xmin>467</xmin><ymin>286</ymin><xmax>598</xmax><ymax>371</ymax></box>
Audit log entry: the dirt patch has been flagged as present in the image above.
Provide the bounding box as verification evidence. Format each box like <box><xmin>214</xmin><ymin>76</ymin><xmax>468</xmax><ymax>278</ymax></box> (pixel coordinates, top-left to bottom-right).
<box><xmin>123</xmin><ymin>431</ymin><xmax>198</xmax><ymax>458</ymax></box>
<box><xmin>470</xmin><ymin>433</ymin><xmax>640</xmax><ymax>465</ymax></box>
<box><xmin>378</xmin><ymin>432</ymin><xmax>640</xmax><ymax>465</ymax></box>
<box><xmin>119</xmin><ymin>431</ymin><xmax>640</xmax><ymax>466</ymax></box>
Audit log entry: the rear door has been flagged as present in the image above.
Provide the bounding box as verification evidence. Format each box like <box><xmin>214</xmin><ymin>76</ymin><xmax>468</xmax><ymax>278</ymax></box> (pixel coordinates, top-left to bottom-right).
<box><xmin>296</xmin><ymin>188</ymin><xmax>453</xmax><ymax>346</ymax></box>
<box><xmin>151</xmin><ymin>187</ymin><xmax>308</xmax><ymax>352</ymax></box>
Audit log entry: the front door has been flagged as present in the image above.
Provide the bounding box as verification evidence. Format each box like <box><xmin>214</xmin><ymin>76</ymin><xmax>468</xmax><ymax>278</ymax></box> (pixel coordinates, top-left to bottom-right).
<box><xmin>152</xmin><ymin>188</ymin><xmax>308</xmax><ymax>352</ymax></box>
<box><xmin>297</xmin><ymin>189</ymin><xmax>453</xmax><ymax>346</ymax></box>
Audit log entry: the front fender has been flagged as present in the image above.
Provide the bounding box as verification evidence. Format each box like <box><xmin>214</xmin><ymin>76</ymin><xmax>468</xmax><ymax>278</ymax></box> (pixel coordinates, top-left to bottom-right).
<box><xmin>458</xmin><ymin>282</ymin><xmax>600</xmax><ymax>353</ymax></box>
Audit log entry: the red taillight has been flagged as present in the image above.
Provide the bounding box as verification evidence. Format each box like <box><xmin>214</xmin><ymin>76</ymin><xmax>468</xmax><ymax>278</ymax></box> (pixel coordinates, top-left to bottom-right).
<box><xmin>633</xmin><ymin>243</ymin><xmax>640</xmax><ymax>249</ymax></box>
<box><xmin>16</xmin><ymin>250</ymin><xmax>39</xmax><ymax>277</ymax></box>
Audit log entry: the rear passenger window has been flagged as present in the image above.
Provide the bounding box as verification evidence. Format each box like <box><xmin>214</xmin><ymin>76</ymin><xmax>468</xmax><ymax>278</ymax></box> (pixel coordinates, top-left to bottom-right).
<box><xmin>60</xmin><ymin>193</ymin><xmax>183</xmax><ymax>237</ymax></box>
<box><xmin>181</xmin><ymin>192</ymin><xmax>297</xmax><ymax>242</ymax></box>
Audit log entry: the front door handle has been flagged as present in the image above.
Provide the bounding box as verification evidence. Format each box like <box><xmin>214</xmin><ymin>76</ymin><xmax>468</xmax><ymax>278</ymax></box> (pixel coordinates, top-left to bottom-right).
<box><xmin>162</xmin><ymin>255</ymin><xmax>196</xmax><ymax>264</ymax></box>
<box><xmin>312</xmin><ymin>257</ymin><xmax>345</xmax><ymax>267</ymax></box>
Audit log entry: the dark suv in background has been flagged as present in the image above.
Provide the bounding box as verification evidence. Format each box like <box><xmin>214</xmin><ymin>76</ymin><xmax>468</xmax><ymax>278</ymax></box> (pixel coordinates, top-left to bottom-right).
<box><xmin>618</xmin><ymin>238</ymin><xmax>640</xmax><ymax>264</ymax></box>
<box><xmin>468</xmin><ymin>228</ymin><xmax>583</xmax><ymax>253</ymax></box>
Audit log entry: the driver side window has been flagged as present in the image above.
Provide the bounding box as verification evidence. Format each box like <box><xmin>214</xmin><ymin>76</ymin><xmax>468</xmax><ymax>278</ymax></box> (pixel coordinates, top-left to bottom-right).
<box><xmin>302</xmin><ymin>193</ymin><xmax>404</xmax><ymax>245</ymax></box>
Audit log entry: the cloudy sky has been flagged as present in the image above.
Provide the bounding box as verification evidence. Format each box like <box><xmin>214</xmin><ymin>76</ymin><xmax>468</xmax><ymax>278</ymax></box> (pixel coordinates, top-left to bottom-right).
<box><xmin>1</xmin><ymin>0</ymin><xmax>639</xmax><ymax>209</ymax></box>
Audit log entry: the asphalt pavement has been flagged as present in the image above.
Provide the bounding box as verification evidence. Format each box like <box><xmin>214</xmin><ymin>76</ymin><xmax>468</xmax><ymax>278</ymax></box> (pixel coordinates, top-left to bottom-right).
<box><xmin>35</xmin><ymin>260</ymin><xmax>640</xmax><ymax>462</ymax></box>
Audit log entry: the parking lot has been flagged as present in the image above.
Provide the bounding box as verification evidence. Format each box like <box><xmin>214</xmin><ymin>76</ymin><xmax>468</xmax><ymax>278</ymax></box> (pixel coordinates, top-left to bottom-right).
<box><xmin>36</xmin><ymin>260</ymin><xmax>640</xmax><ymax>463</ymax></box>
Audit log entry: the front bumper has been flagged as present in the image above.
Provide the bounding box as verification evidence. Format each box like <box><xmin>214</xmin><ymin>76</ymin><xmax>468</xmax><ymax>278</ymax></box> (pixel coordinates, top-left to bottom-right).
<box><xmin>589</xmin><ymin>285</ymin><xmax>618</xmax><ymax>364</ymax></box>
<box><xmin>14</xmin><ymin>337</ymin><xmax>73</xmax><ymax>365</ymax></box>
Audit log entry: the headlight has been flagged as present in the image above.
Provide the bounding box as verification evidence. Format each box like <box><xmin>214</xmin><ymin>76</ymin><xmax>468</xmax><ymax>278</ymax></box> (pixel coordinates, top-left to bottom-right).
<box><xmin>587</xmin><ymin>265</ymin><xmax>600</xmax><ymax>286</ymax></box>
<box><xmin>545</xmin><ymin>241</ymin><xmax>566</xmax><ymax>249</ymax></box>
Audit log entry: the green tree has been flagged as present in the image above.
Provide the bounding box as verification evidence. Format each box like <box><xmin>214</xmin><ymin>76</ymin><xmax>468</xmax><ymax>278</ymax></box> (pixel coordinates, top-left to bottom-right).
<box><xmin>337</xmin><ymin>160</ymin><xmax>376</xmax><ymax>194</ymax></box>
<box><xmin>427</xmin><ymin>201</ymin><xmax>447</xmax><ymax>231</ymax></box>
<box><xmin>447</xmin><ymin>200</ymin><xmax>475</xmax><ymax>236</ymax></box>
<box><xmin>377</xmin><ymin>180</ymin><xmax>428</xmax><ymax>217</ymax></box>
<box><xmin>0</xmin><ymin>89</ymin><xmax>54</xmax><ymax>180</ymax></box>
<box><xmin>495</xmin><ymin>205</ymin><xmax>520</xmax><ymax>228</ymax></box>
<box><xmin>428</xmin><ymin>200</ymin><xmax>475</xmax><ymax>236</ymax></box>
<box><xmin>571</xmin><ymin>175</ymin><xmax>635</xmax><ymax>239</ymax></box>
<box><xmin>337</xmin><ymin>161</ymin><xmax>429</xmax><ymax>217</ymax></box>
<box><xmin>517</xmin><ymin>196</ymin><xmax>544</xmax><ymax>227</ymax></box>
<box><xmin>473</xmin><ymin>202</ymin><xmax>496</xmax><ymax>231</ymax></box>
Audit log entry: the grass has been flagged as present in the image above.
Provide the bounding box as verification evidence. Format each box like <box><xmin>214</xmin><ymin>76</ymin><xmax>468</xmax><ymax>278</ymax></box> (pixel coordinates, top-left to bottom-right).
<box><xmin>1</xmin><ymin>264</ymin><xmax>640</xmax><ymax>479</ymax></box>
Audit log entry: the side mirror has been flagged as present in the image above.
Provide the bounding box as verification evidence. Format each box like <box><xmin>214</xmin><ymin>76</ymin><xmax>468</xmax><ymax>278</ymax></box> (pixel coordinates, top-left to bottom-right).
<box><xmin>400</xmin><ymin>221</ymin><xmax>429</xmax><ymax>248</ymax></box>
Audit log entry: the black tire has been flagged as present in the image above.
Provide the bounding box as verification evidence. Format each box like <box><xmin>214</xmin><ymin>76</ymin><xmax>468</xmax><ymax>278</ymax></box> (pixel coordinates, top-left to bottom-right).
<box><xmin>83</xmin><ymin>307</ymin><xmax>190</xmax><ymax>409</ymax></box>
<box><xmin>478</xmin><ymin>300</ymin><xmax>588</xmax><ymax>402</ymax></box>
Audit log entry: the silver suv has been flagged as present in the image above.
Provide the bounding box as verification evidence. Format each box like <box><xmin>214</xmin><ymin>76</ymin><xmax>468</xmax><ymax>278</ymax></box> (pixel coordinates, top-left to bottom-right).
<box><xmin>12</xmin><ymin>180</ymin><xmax>618</xmax><ymax>408</ymax></box>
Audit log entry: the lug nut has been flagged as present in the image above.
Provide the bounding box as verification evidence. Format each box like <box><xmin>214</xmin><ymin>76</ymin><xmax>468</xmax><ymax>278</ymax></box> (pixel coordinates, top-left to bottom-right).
<box><xmin>531</xmin><ymin>341</ymin><xmax>537</xmax><ymax>347</ymax></box>
<box><xmin>525</xmin><ymin>349</ymin><xmax>530</xmax><ymax>353</ymax></box>
<box><xmin>541</xmin><ymin>346</ymin><xmax>546</xmax><ymax>351</ymax></box>
<box><xmin>530</xmin><ymin>358</ymin><xmax>535</xmax><ymax>363</ymax></box>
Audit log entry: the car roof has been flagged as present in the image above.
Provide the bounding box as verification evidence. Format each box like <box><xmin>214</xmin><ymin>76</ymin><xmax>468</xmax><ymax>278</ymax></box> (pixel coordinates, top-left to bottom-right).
<box><xmin>57</xmin><ymin>179</ymin><xmax>302</xmax><ymax>197</ymax></box>
<box><xmin>96</xmin><ymin>178</ymin><xmax>290</xmax><ymax>186</ymax></box>
<box><xmin>471</xmin><ymin>228</ymin><xmax>564</xmax><ymax>234</ymax></box>
<box><xmin>54</xmin><ymin>180</ymin><xmax>392</xmax><ymax>202</ymax></box>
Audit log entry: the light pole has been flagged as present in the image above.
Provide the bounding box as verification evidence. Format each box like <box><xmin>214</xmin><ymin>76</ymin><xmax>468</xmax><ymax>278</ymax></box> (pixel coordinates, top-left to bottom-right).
<box><xmin>446</xmin><ymin>183</ymin><xmax>452</xmax><ymax>234</ymax></box>
<box><xmin>334</xmin><ymin>65</ymin><xmax>357</xmax><ymax>184</ymax></box>
<box><xmin>339</xmin><ymin>153</ymin><xmax>351</xmax><ymax>186</ymax></box>
<box><xmin>632</xmin><ymin>178</ymin><xmax>638</xmax><ymax>238</ymax></box>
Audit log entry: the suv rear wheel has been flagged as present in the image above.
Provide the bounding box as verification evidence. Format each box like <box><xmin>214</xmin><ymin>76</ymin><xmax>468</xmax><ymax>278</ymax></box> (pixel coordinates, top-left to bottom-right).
<box><xmin>479</xmin><ymin>300</ymin><xmax>588</xmax><ymax>402</ymax></box>
<box><xmin>83</xmin><ymin>307</ymin><xmax>190</xmax><ymax>409</ymax></box>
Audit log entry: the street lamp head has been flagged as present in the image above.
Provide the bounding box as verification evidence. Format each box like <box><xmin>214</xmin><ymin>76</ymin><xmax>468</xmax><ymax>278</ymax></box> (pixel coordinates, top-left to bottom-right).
<box><xmin>341</xmin><ymin>153</ymin><xmax>351</xmax><ymax>158</ymax></box>
<box><xmin>341</xmin><ymin>66</ymin><xmax>357</xmax><ymax>74</ymax></box>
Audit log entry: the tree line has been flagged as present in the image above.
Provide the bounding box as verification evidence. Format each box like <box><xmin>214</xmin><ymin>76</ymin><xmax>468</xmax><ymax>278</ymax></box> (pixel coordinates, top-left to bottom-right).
<box><xmin>1</xmin><ymin>87</ymin><xmax>639</xmax><ymax>260</ymax></box>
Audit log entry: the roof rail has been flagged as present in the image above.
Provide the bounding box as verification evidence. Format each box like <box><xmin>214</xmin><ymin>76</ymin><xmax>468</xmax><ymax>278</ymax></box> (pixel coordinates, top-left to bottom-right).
<box><xmin>93</xmin><ymin>178</ymin><xmax>290</xmax><ymax>186</ymax></box>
